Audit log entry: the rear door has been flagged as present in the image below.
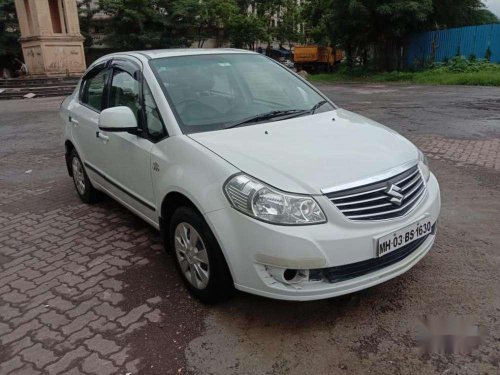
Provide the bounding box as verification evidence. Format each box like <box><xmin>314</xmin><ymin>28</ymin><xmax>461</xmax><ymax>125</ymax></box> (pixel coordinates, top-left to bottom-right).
<box><xmin>70</xmin><ymin>61</ymin><xmax>111</xmax><ymax>171</ymax></box>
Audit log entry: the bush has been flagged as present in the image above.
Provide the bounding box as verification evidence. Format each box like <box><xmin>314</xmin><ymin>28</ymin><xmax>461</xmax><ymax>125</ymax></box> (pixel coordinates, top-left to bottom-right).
<box><xmin>309</xmin><ymin>57</ymin><xmax>500</xmax><ymax>86</ymax></box>
<box><xmin>485</xmin><ymin>46</ymin><xmax>492</xmax><ymax>61</ymax></box>
<box><xmin>373</xmin><ymin>71</ymin><xmax>415</xmax><ymax>82</ymax></box>
<box><xmin>432</xmin><ymin>56</ymin><xmax>492</xmax><ymax>73</ymax></box>
<box><xmin>335</xmin><ymin>63</ymin><xmax>371</xmax><ymax>77</ymax></box>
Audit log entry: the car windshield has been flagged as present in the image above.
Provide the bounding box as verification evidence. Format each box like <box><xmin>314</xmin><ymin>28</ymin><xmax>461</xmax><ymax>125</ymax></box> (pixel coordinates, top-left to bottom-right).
<box><xmin>149</xmin><ymin>53</ymin><xmax>335</xmax><ymax>134</ymax></box>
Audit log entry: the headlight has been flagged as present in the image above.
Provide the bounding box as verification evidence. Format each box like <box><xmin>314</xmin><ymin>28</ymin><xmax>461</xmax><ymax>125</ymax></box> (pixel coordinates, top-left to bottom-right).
<box><xmin>418</xmin><ymin>149</ymin><xmax>430</xmax><ymax>182</ymax></box>
<box><xmin>224</xmin><ymin>174</ymin><xmax>326</xmax><ymax>225</ymax></box>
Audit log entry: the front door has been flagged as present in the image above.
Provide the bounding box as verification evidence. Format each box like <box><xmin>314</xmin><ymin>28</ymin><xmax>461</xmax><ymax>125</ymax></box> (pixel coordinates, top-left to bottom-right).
<box><xmin>92</xmin><ymin>60</ymin><xmax>157</xmax><ymax>223</ymax></box>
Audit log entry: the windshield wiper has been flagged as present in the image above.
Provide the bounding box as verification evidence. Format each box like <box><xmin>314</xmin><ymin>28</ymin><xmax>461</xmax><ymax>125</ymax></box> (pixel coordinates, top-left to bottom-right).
<box><xmin>223</xmin><ymin>101</ymin><xmax>330</xmax><ymax>129</ymax></box>
<box><xmin>309</xmin><ymin>100</ymin><xmax>328</xmax><ymax>114</ymax></box>
<box><xmin>276</xmin><ymin>100</ymin><xmax>330</xmax><ymax>121</ymax></box>
<box><xmin>223</xmin><ymin>109</ymin><xmax>305</xmax><ymax>129</ymax></box>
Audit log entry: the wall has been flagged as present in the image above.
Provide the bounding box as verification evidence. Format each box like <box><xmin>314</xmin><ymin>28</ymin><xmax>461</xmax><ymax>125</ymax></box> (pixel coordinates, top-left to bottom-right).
<box><xmin>406</xmin><ymin>24</ymin><xmax>500</xmax><ymax>66</ymax></box>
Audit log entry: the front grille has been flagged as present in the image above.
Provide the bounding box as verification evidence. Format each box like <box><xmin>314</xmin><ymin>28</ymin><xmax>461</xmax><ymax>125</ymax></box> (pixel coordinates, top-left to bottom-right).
<box><xmin>326</xmin><ymin>165</ymin><xmax>426</xmax><ymax>221</ymax></box>
<box><xmin>311</xmin><ymin>230</ymin><xmax>433</xmax><ymax>283</ymax></box>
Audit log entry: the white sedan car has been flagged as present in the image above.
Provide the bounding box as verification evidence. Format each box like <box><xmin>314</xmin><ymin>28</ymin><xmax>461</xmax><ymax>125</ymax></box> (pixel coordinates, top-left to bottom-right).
<box><xmin>61</xmin><ymin>49</ymin><xmax>440</xmax><ymax>303</ymax></box>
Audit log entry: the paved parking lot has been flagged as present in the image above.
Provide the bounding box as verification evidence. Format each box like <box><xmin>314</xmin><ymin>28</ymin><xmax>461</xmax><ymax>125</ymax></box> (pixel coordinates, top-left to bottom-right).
<box><xmin>1</xmin><ymin>84</ymin><xmax>499</xmax><ymax>374</ymax></box>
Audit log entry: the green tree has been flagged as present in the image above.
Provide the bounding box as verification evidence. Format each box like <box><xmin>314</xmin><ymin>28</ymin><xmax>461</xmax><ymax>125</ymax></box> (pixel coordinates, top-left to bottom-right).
<box><xmin>98</xmin><ymin>0</ymin><xmax>193</xmax><ymax>50</ymax></box>
<box><xmin>274</xmin><ymin>0</ymin><xmax>304</xmax><ymax>48</ymax></box>
<box><xmin>469</xmin><ymin>9</ymin><xmax>499</xmax><ymax>25</ymax></box>
<box><xmin>227</xmin><ymin>13</ymin><xmax>267</xmax><ymax>49</ymax></box>
<box><xmin>99</xmin><ymin>0</ymin><xmax>291</xmax><ymax>52</ymax></box>
<box><xmin>302</xmin><ymin>0</ymin><xmax>443</xmax><ymax>70</ymax></box>
<box><xmin>231</xmin><ymin>0</ymin><xmax>306</xmax><ymax>49</ymax></box>
<box><xmin>372</xmin><ymin>0</ymin><xmax>434</xmax><ymax>70</ymax></box>
<box><xmin>303</xmin><ymin>0</ymin><xmax>374</xmax><ymax>67</ymax></box>
<box><xmin>303</xmin><ymin>0</ymin><xmax>496</xmax><ymax>71</ymax></box>
<box><xmin>253</xmin><ymin>0</ymin><xmax>283</xmax><ymax>45</ymax></box>
<box><xmin>431</xmin><ymin>0</ymin><xmax>490</xmax><ymax>28</ymax></box>
<box><xmin>201</xmin><ymin>0</ymin><xmax>239</xmax><ymax>47</ymax></box>
<box><xmin>0</xmin><ymin>0</ymin><xmax>20</xmax><ymax>57</ymax></box>
<box><xmin>78</xmin><ymin>0</ymin><xmax>99</xmax><ymax>50</ymax></box>
<box><xmin>301</xmin><ymin>0</ymin><xmax>334</xmax><ymax>45</ymax></box>
<box><xmin>171</xmin><ymin>0</ymin><xmax>238</xmax><ymax>47</ymax></box>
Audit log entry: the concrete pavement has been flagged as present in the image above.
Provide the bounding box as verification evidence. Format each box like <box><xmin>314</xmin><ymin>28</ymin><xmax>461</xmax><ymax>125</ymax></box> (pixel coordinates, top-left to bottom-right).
<box><xmin>1</xmin><ymin>84</ymin><xmax>499</xmax><ymax>374</ymax></box>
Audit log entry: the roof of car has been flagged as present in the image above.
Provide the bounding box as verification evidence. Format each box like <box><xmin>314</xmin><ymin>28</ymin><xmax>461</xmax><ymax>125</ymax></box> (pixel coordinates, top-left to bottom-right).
<box><xmin>126</xmin><ymin>48</ymin><xmax>256</xmax><ymax>60</ymax></box>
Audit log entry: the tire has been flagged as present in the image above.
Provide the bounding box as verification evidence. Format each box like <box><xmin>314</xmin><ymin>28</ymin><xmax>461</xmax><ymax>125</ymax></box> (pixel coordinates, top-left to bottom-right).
<box><xmin>169</xmin><ymin>206</ymin><xmax>235</xmax><ymax>304</ymax></box>
<box><xmin>70</xmin><ymin>149</ymin><xmax>100</xmax><ymax>203</ymax></box>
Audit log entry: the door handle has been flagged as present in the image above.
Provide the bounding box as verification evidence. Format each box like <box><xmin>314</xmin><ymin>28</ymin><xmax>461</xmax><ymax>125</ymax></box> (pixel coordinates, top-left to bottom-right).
<box><xmin>96</xmin><ymin>131</ymin><xmax>109</xmax><ymax>143</ymax></box>
<box><xmin>69</xmin><ymin>117</ymin><xmax>79</xmax><ymax>126</ymax></box>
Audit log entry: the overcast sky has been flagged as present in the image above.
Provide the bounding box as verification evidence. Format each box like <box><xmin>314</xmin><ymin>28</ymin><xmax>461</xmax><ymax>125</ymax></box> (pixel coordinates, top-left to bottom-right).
<box><xmin>484</xmin><ymin>0</ymin><xmax>500</xmax><ymax>16</ymax></box>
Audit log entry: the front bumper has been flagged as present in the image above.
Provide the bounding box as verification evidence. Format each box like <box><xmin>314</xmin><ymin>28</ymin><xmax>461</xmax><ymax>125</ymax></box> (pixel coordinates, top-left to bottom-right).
<box><xmin>205</xmin><ymin>174</ymin><xmax>441</xmax><ymax>301</ymax></box>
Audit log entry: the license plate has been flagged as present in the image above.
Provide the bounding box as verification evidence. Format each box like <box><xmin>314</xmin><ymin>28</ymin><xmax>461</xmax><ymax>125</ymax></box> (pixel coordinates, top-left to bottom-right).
<box><xmin>377</xmin><ymin>220</ymin><xmax>433</xmax><ymax>257</ymax></box>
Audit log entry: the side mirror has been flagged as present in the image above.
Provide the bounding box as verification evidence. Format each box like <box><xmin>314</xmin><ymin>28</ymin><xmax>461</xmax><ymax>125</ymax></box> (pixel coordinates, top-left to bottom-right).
<box><xmin>98</xmin><ymin>106</ymin><xmax>137</xmax><ymax>132</ymax></box>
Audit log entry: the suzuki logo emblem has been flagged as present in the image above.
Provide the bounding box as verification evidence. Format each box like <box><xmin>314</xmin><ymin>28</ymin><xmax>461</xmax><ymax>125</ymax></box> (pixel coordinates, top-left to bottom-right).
<box><xmin>385</xmin><ymin>183</ymin><xmax>404</xmax><ymax>206</ymax></box>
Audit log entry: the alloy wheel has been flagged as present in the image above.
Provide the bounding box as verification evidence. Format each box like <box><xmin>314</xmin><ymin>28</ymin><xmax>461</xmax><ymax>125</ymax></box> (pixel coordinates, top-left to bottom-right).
<box><xmin>174</xmin><ymin>222</ymin><xmax>210</xmax><ymax>289</ymax></box>
<box><xmin>72</xmin><ymin>157</ymin><xmax>86</xmax><ymax>195</ymax></box>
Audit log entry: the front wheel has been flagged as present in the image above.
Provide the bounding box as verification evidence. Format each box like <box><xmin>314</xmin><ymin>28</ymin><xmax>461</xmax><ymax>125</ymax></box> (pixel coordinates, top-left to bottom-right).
<box><xmin>170</xmin><ymin>206</ymin><xmax>234</xmax><ymax>304</ymax></box>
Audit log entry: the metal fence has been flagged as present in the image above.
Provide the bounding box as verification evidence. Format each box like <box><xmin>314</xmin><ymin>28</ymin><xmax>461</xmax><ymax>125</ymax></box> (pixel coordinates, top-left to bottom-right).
<box><xmin>406</xmin><ymin>23</ymin><xmax>500</xmax><ymax>67</ymax></box>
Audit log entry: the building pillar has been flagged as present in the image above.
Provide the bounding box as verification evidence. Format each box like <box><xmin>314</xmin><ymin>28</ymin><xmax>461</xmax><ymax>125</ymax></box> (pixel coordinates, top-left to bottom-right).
<box><xmin>14</xmin><ymin>0</ymin><xmax>86</xmax><ymax>76</ymax></box>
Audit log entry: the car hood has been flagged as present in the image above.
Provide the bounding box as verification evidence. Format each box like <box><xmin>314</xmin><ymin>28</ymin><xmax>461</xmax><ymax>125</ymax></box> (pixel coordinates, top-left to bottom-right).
<box><xmin>188</xmin><ymin>109</ymin><xmax>418</xmax><ymax>195</ymax></box>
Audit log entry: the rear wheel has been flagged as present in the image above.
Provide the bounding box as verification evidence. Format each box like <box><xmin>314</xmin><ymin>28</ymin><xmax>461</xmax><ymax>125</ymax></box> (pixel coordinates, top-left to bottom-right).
<box><xmin>70</xmin><ymin>149</ymin><xmax>100</xmax><ymax>203</ymax></box>
<box><xmin>170</xmin><ymin>206</ymin><xmax>234</xmax><ymax>304</ymax></box>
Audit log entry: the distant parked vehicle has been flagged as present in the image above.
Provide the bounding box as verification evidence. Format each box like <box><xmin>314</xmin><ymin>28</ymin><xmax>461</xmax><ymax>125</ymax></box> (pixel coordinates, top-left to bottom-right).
<box><xmin>294</xmin><ymin>46</ymin><xmax>343</xmax><ymax>73</ymax></box>
<box><xmin>282</xmin><ymin>59</ymin><xmax>295</xmax><ymax>69</ymax></box>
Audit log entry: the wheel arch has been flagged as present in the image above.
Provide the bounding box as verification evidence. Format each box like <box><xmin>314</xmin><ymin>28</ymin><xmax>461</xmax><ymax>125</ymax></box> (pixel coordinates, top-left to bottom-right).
<box><xmin>159</xmin><ymin>191</ymin><xmax>203</xmax><ymax>244</ymax></box>
<box><xmin>160</xmin><ymin>190</ymin><xmax>236</xmax><ymax>292</ymax></box>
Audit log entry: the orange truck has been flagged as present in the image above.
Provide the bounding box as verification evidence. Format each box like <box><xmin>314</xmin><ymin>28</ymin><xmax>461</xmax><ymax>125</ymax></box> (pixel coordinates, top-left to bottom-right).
<box><xmin>293</xmin><ymin>46</ymin><xmax>343</xmax><ymax>73</ymax></box>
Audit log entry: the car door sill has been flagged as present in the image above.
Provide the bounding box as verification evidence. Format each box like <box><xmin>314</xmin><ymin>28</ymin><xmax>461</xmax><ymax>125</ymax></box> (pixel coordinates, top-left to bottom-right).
<box><xmin>93</xmin><ymin>181</ymin><xmax>160</xmax><ymax>230</ymax></box>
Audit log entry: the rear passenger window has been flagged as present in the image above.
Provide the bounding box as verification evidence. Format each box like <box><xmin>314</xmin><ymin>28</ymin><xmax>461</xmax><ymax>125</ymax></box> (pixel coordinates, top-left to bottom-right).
<box><xmin>80</xmin><ymin>67</ymin><xmax>110</xmax><ymax>111</ymax></box>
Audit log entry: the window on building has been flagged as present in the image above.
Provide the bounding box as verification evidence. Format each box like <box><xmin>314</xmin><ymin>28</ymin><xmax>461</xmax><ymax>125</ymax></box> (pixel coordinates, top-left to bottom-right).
<box><xmin>23</xmin><ymin>0</ymin><xmax>33</xmax><ymax>35</ymax></box>
<box><xmin>48</xmin><ymin>0</ymin><xmax>65</xmax><ymax>33</ymax></box>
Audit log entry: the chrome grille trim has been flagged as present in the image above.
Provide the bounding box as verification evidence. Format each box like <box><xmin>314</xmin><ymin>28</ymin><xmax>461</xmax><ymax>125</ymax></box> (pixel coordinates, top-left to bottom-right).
<box><xmin>342</xmin><ymin>201</ymin><xmax>392</xmax><ymax>213</ymax></box>
<box><xmin>335</xmin><ymin>195</ymin><xmax>387</xmax><ymax>206</ymax></box>
<box><xmin>346</xmin><ymin>187</ymin><xmax>425</xmax><ymax>219</ymax></box>
<box><xmin>397</xmin><ymin>168</ymin><xmax>419</xmax><ymax>186</ymax></box>
<box><xmin>406</xmin><ymin>179</ymin><xmax>424</xmax><ymax>196</ymax></box>
<box><xmin>401</xmin><ymin>173</ymin><xmax>421</xmax><ymax>191</ymax></box>
<box><xmin>325</xmin><ymin>165</ymin><xmax>426</xmax><ymax>221</ymax></box>
<box><xmin>329</xmin><ymin>186</ymin><xmax>386</xmax><ymax>201</ymax></box>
